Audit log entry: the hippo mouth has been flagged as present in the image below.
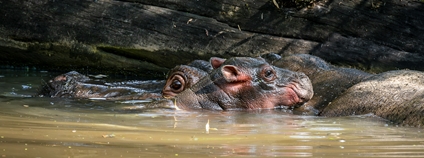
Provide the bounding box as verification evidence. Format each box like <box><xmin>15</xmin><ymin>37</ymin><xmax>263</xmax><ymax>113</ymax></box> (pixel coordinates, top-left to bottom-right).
<box><xmin>288</xmin><ymin>87</ymin><xmax>301</xmax><ymax>104</ymax></box>
<box><xmin>278</xmin><ymin>82</ymin><xmax>313</xmax><ymax>107</ymax></box>
<box><xmin>283</xmin><ymin>86</ymin><xmax>302</xmax><ymax>106</ymax></box>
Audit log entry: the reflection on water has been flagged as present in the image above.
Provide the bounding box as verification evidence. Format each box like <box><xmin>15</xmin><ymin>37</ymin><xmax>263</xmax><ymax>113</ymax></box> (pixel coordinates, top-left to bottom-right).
<box><xmin>1</xmin><ymin>69</ymin><xmax>424</xmax><ymax>158</ymax></box>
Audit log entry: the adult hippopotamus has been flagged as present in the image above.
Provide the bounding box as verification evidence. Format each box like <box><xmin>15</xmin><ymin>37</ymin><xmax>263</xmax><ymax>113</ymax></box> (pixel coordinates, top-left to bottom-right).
<box><xmin>266</xmin><ymin>53</ymin><xmax>424</xmax><ymax>126</ymax></box>
<box><xmin>268</xmin><ymin>54</ymin><xmax>372</xmax><ymax>114</ymax></box>
<box><xmin>321</xmin><ymin>70</ymin><xmax>424</xmax><ymax>127</ymax></box>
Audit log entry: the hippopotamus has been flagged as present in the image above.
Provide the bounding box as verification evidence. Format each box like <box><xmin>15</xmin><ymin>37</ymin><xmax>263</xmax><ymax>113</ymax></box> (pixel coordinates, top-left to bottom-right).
<box><xmin>42</xmin><ymin>53</ymin><xmax>424</xmax><ymax>126</ymax></box>
<box><xmin>320</xmin><ymin>70</ymin><xmax>424</xmax><ymax>127</ymax></box>
<box><xmin>38</xmin><ymin>71</ymin><xmax>164</xmax><ymax>100</ymax></box>
<box><xmin>267</xmin><ymin>54</ymin><xmax>372</xmax><ymax>114</ymax></box>
<box><xmin>162</xmin><ymin>61</ymin><xmax>210</xmax><ymax>98</ymax></box>
<box><xmin>40</xmin><ymin>56</ymin><xmax>314</xmax><ymax>111</ymax></box>
<box><xmin>39</xmin><ymin>59</ymin><xmax>214</xmax><ymax>100</ymax></box>
<box><xmin>265</xmin><ymin>53</ymin><xmax>424</xmax><ymax>126</ymax></box>
<box><xmin>165</xmin><ymin>56</ymin><xmax>314</xmax><ymax>110</ymax></box>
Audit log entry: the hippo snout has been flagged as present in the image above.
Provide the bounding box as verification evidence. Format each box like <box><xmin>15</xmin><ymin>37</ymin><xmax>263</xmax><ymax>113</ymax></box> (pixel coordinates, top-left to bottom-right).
<box><xmin>275</xmin><ymin>69</ymin><xmax>314</xmax><ymax>106</ymax></box>
<box><xmin>293</xmin><ymin>72</ymin><xmax>314</xmax><ymax>104</ymax></box>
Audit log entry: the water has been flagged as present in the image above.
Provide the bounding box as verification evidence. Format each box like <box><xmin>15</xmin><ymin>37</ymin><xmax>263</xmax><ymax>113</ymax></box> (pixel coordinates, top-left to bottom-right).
<box><xmin>1</xmin><ymin>69</ymin><xmax>424</xmax><ymax>158</ymax></box>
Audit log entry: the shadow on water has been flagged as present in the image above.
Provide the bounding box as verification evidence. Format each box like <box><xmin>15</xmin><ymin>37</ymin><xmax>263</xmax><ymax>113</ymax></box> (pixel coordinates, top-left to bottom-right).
<box><xmin>1</xmin><ymin>69</ymin><xmax>424</xmax><ymax>157</ymax></box>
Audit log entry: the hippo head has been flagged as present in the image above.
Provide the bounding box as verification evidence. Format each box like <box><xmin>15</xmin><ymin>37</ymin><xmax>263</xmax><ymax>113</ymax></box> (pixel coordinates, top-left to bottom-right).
<box><xmin>272</xmin><ymin>66</ymin><xmax>314</xmax><ymax>107</ymax></box>
<box><xmin>38</xmin><ymin>71</ymin><xmax>91</xmax><ymax>97</ymax></box>
<box><xmin>162</xmin><ymin>57</ymin><xmax>313</xmax><ymax>110</ymax></box>
<box><xmin>162</xmin><ymin>64</ymin><xmax>208</xmax><ymax>98</ymax></box>
<box><xmin>209</xmin><ymin>57</ymin><xmax>314</xmax><ymax>109</ymax></box>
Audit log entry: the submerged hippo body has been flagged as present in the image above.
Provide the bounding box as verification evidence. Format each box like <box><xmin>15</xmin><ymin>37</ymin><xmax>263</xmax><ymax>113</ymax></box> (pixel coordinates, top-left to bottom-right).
<box><xmin>266</xmin><ymin>53</ymin><xmax>424</xmax><ymax>126</ymax></box>
<box><xmin>172</xmin><ymin>57</ymin><xmax>314</xmax><ymax>110</ymax></box>
<box><xmin>40</xmin><ymin>57</ymin><xmax>314</xmax><ymax>111</ymax></box>
<box><xmin>38</xmin><ymin>71</ymin><xmax>164</xmax><ymax>100</ymax></box>
<box><xmin>40</xmin><ymin>59</ymin><xmax>214</xmax><ymax>100</ymax></box>
<box><xmin>269</xmin><ymin>54</ymin><xmax>372</xmax><ymax>114</ymax></box>
<box><xmin>321</xmin><ymin>70</ymin><xmax>424</xmax><ymax>126</ymax></box>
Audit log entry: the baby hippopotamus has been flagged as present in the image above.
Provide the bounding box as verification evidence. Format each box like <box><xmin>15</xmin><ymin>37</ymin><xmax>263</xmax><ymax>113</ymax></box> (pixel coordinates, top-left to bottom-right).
<box><xmin>39</xmin><ymin>56</ymin><xmax>313</xmax><ymax>111</ymax></box>
<box><xmin>37</xmin><ymin>71</ymin><xmax>164</xmax><ymax>100</ymax></box>
<box><xmin>162</xmin><ymin>60</ymin><xmax>211</xmax><ymax>98</ymax></box>
<box><xmin>169</xmin><ymin>57</ymin><xmax>314</xmax><ymax>110</ymax></box>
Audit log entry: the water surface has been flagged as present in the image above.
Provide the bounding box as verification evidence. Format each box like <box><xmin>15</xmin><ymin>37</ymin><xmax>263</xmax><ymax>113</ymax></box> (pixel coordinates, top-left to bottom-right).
<box><xmin>1</xmin><ymin>69</ymin><xmax>424</xmax><ymax>158</ymax></box>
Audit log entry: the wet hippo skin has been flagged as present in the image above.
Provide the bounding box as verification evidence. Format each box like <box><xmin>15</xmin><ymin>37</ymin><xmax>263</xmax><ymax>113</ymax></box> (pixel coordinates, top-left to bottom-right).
<box><xmin>266</xmin><ymin>53</ymin><xmax>424</xmax><ymax>126</ymax></box>
<box><xmin>321</xmin><ymin>70</ymin><xmax>424</xmax><ymax>127</ymax></box>
<box><xmin>40</xmin><ymin>59</ymin><xmax>213</xmax><ymax>100</ymax></box>
<box><xmin>38</xmin><ymin>71</ymin><xmax>164</xmax><ymax>100</ymax></box>
<box><xmin>39</xmin><ymin>57</ymin><xmax>314</xmax><ymax>111</ymax></box>
<box><xmin>39</xmin><ymin>52</ymin><xmax>424</xmax><ymax>126</ymax></box>
<box><xmin>162</xmin><ymin>58</ymin><xmax>224</xmax><ymax>98</ymax></box>
<box><xmin>162</xmin><ymin>63</ymin><xmax>209</xmax><ymax>98</ymax></box>
<box><xmin>171</xmin><ymin>57</ymin><xmax>314</xmax><ymax>110</ymax></box>
<box><xmin>268</xmin><ymin>54</ymin><xmax>372</xmax><ymax>114</ymax></box>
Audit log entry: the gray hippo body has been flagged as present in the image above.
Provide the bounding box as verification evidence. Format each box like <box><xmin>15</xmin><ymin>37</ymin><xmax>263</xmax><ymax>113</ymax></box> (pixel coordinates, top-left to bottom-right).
<box><xmin>321</xmin><ymin>70</ymin><xmax>424</xmax><ymax>127</ymax></box>
<box><xmin>40</xmin><ymin>52</ymin><xmax>424</xmax><ymax>126</ymax></box>
<box><xmin>37</xmin><ymin>71</ymin><xmax>165</xmax><ymax>100</ymax></box>
<box><xmin>40</xmin><ymin>56</ymin><xmax>314</xmax><ymax>111</ymax></box>
<box><xmin>269</xmin><ymin>53</ymin><xmax>424</xmax><ymax>126</ymax></box>
<box><xmin>172</xmin><ymin>57</ymin><xmax>314</xmax><ymax>110</ymax></box>
<box><xmin>270</xmin><ymin>54</ymin><xmax>372</xmax><ymax>114</ymax></box>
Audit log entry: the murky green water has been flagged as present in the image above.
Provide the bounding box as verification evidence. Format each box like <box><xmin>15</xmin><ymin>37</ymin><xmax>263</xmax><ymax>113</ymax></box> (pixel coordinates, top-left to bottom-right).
<box><xmin>1</xmin><ymin>69</ymin><xmax>424</xmax><ymax>158</ymax></box>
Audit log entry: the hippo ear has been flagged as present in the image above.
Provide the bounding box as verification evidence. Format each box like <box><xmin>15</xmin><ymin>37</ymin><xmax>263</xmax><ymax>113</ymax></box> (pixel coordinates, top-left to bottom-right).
<box><xmin>221</xmin><ymin>65</ymin><xmax>250</xmax><ymax>83</ymax></box>
<box><xmin>210</xmin><ymin>57</ymin><xmax>226</xmax><ymax>69</ymax></box>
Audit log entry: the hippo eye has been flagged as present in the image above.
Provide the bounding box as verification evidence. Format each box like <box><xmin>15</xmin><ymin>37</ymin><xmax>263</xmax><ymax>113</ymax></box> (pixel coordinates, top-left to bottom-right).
<box><xmin>163</xmin><ymin>74</ymin><xmax>186</xmax><ymax>97</ymax></box>
<box><xmin>170</xmin><ymin>79</ymin><xmax>183</xmax><ymax>90</ymax></box>
<box><xmin>168</xmin><ymin>74</ymin><xmax>186</xmax><ymax>93</ymax></box>
<box><xmin>261</xmin><ymin>67</ymin><xmax>276</xmax><ymax>81</ymax></box>
<box><xmin>265</xmin><ymin>70</ymin><xmax>273</xmax><ymax>78</ymax></box>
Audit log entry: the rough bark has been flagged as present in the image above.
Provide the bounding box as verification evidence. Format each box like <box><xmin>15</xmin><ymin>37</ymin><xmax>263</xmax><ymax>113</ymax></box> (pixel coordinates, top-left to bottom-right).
<box><xmin>0</xmin><ymin>0</ymin><xmax>423</xmax><ymax>76</ymax></box>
